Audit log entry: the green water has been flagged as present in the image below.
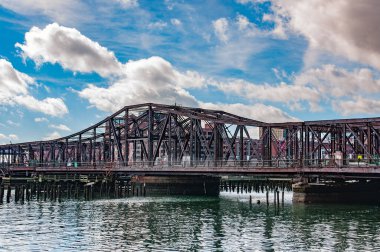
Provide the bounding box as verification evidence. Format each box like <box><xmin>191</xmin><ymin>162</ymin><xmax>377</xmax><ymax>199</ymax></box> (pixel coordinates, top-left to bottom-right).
<box><xmin>0</xmin><ymin>192</ymin><xmax>379</xmax><ymax>251</ymax></box>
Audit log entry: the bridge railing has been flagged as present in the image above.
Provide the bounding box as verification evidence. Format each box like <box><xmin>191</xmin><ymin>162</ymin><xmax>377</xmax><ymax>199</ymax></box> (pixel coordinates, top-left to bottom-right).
<box><xmin>1</xmin><ymin>157</ymin><xmax>379</xmax><ymax>171</ymax></box>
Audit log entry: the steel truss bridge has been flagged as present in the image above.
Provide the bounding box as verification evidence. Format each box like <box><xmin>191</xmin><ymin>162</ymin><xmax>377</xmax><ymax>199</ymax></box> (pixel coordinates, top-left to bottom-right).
<box><xmin>1</xmin><ymin>103</ymin><xmax>380</xmax><ymax>178</ymax></box>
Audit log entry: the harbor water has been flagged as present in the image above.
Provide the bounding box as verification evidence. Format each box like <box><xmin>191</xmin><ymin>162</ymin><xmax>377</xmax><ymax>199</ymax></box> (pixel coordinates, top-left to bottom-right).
<box><xmin>0</xmin><ymin>192</ymin><xmax>379</xmax><ymax>251</ymax></box>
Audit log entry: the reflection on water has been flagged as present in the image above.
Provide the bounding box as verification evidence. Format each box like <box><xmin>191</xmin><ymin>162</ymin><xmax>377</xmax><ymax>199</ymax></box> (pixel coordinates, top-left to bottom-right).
<box><xmin>0</xmin><ymin>192</ymin><xmax>379</xmax><ymax>251</ymax></box>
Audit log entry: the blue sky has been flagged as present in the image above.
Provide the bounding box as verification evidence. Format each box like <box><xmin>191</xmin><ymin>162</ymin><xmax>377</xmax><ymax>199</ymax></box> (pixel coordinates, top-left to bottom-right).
<box><xmin>1</xmin><ymin>0</ymin><xmax>380</xmax><ymax>143</ymax></box>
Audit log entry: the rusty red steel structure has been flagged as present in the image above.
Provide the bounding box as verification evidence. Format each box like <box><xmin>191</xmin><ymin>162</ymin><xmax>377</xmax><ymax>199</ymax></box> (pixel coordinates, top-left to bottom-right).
<box><xmin>1</xmin><ymin>103</ymin><xmax>380</xmax><ymax>177</ymax></box>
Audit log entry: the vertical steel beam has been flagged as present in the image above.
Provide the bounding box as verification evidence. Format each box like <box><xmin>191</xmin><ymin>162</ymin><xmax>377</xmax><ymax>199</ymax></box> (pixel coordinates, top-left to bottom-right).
<box><xmin>359</xmin><ymin>129</ymin><xmax>365</xmax><ymax>155</ymax></box>
<box><xmin>317</xmin><ymin>131</ymin><xmax>322</xmax><ymax>164</ymax></box>
<box><xmin>213</xmin><ymin>123</ymin><xmax>222</xmax><ymax>165</ymax></box>
<box><xmin>331</xmin><ymin>126</ymin><xmax>335</xmax><ymax>156</ymax></box>
<box><xmin>305</xmin><ymin>126</ymin><xmax>309</xmax><ymax>165</ymax></box>
<box><xmin>133</xmin><ymin>140</ymin><xmax>137</xmax><ymax>162</ymax></box>
<box><xmin>78</xmin><ymin>134</ymin><xmax>82</xmax><ymax>164</ymax></box>
<box><xmin>300</xmin><ymin>125</ymin><xmax>304</xmax><ymax>167</ymax></box>
<box><xmin>190</xmin><ymin>118</ymin><xmax>194</xmax><ymax>166</ymax></box>
<box><xmin>148</xmin><ymin>105</ymin><xmax>154</xmax><ymax>164</ymax></box>
<box><xmin>93</xmin><ymin>128</ymin><xmax>96</xmax><ymax>164</ymax></box>
<box><xmin>39</xmin><ymin>143</ymin><xmax>43</xmax><ymax>166</ymax></box>
<box><xmin>239</xmin><ymin>125</ymin><xmax>244</xmax><ymax>166</ymax></box>
<box><xmin>342</xmin><ymin>124</ymin><xmax>347</xmax><ymax>164</ymax></box>
<box><xmin>50</xmin><ymin>143</ymin><xmax>55</xmax><ymax>166</ymax></box>
<box><xmin>110</xmin><ymin>118</ymin><xmax>124</xmax><ymax>163</ymax></box>
<box><xmin>368</xmin><ymin>124</ymin><xmax>372</xmax><ymax>153</ymax></box>
<box><xmin>103</xmin><ymin>133</ymin><xmax>106</xmax><ymax>162</ymax></box>
<box><xmin>153</xmin><ymin>115</ymin><xmax>169</xmax><ymax>161</ymax></box>
<box><xmin>124</xmin><ymin>109</ymin><xmax>129</xmax><ymax>166</ymax></box>
<box><xmin>168</xmin><ymin>114</ymin><xmax>172</xmax><ymax>166</ymax></box>
<box><xmin>311</xmin><ymin>128</ymin><xmax>315</xmax><ymax>164</ymax></box>
<box><xmin>65</xmin><ymin>138</ymin><xmax>68</xmax><ymax>163</ymax></box>
<box><xmin>89</xmin><ymin>140</ymin><xmax>92</xmax><ymax>164</ymax></box>
<box><xmin>108</xmin><ymin>120</ymin><xmax>113</xmax><ymax>162</ymax></box>
<box><xmin>1</xmin><ymin>148</ymin><xmax>4</xmax><ymax>168</ymax></box>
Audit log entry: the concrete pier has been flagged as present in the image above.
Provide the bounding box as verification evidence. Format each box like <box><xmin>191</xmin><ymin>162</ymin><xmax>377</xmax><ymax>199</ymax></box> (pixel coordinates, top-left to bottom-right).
<box><xmin>293</xmin><ymin>181</ymin><xmax>380</xmax><ymax>204</ymax></box>
<box><xmin>131</xmin><ymin>175</ymin><xmax>220</xmax><ymax>196</ymax></box>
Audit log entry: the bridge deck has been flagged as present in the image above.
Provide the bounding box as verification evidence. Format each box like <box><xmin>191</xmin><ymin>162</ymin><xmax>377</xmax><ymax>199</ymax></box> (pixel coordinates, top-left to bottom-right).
<box><xmin>6</xmin><ymin>164</ymin><xmax>380</xmax><ymax>178</ymax></box>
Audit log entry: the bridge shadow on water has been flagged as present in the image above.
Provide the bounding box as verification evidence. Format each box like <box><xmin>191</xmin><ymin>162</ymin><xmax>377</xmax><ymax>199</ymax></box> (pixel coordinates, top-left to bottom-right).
<box><xmin>1</xmin><ymin>189</ymin><xmax>380</xmax><ymax>251</ymax></box>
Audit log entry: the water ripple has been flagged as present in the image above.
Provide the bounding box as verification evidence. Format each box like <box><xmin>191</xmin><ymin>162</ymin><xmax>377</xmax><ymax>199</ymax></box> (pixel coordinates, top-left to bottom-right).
<box><xmin>0</xmin><ymin>193</ymin><xmax>379</xmax><ymax>251</ymax></box>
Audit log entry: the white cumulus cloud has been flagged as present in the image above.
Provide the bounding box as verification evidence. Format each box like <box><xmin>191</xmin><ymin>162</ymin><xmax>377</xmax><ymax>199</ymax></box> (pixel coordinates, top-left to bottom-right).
<box><xmin>78</xmin><ymin>55</ymin><xmax>297</xmax><ymax>122</ymax></box>
<box><xmin>213</xmin><ymin>18</ymin><xmax>229</xmax><ymax>42</ymax></box>
<box><xmin>43</xmin><ymin>131</ymin><xmax>62</xmax><ymax>140</ymax></box>
<box><xmin>78</xmin><ymin>56</ymin><xmax>202</xmax><ymax>112</ymax></box>
<box><xmin>0</xmin><ymin>59</ymin><xmax>68</xmax><ymax>117</ymax></box>
<box><xmin>148</xmin><ymin>21</ymin><xmax>168</xmax><ymax>29</ymax></box>
<box><xmin>200</xmin><ymin>102</ymin><xmax>299</xmax><ymax>123</ymax></box>
<box><xmin>333</xmin><ymin>97</ymin><xmax>380</xmax><ymax>116</ymax></box>
<box><xmin>170</xmin><ymin>18</ymin><xmax>182</xmax><ymax>26</ymax></box>
<box><xmin>0</xmin><ymin>0</ymin><xmax>86</xmax><ymax>24</ymax></box>
<box><xmin>270</xmin><ymin>0</ymin><xmax>380</xmax><ymax>69</ymax></box>
<box><xmin>49</xmin><ymin>124</ymin><xmax>71</xmax><ymax>131</ymax></box>
<box><xmin>15</xmin><ymin>23</ymin><xmax>296</xmax><ymax>123</ymax></box>
<box><xmin>115</xmin><ymin>0</ymin><xmax>138</xmax><ymax>8</ymax></box>
<box><xmin>0</xmin><ymin>133</ymin><xmax>19</xmax><ymax>144</ymax></box>
<box><xmin>236</xmin><ymin>14</ymin><xmax>250</xmax><ymax>30</ymax></box>
<box><xmin>34</xmin><ymin>117</ymin><xmax>49</xmax><ymax>123</ymax></box>
<box><xmin>16</xmin><ymin>23</ymin><xmax>123</xmax><ymax>77</ymax></box>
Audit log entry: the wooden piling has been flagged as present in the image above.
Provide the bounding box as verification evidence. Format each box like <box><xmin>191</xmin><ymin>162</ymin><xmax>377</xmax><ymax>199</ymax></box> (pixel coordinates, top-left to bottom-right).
<box><xmin>282</xmin><ymin>190</ymin><xmax>284</xmax><ymax>206</ymax></box>
<box><xmin>114</xmin><ymin>182</ymin><xmax>117</xmax><ymax>198</ymax></box>
<box><xmin>266</xmin><ymin>190</ymin><xmax>269</xmax><ymax>206</ymax></box>
<box><xmin>75</xmin><ymin>183</ymin><xmax>79</xmax><ymax>199</ymax></box>
<box><xmin>84</xmin><ymin>186</ymin><xmax>87</xmax><ymax>200</ymax></box>
<box><xmin>107</xmin><ymin>183</ymin><xmax>111</xmax><ymax>198</ymax></box>
<box><xmin>69</xmin><ymin>184</ymin><xmax>73</xmax><ymax>199</ymax></box>
<box><xmin>0</xmin><ymin>185</ymin><xmax>4</xmax><ymax>204</ymax></box>
<box><xmin>100</xmin><ymin>182</ymin><xmax>103</xmax><ymax>198</ymax></box>
<box><xmin>6</xmin><ymin>185</ymin><xmax>11</xmax><ymax>203</ymax></box>
<box><xmin>66</xmin><ymin>183</ymin><xmax>69</xmax><ymax>199</ymax></box>
<box><xmin>15</xmin><ymin>186</ymin><xmax>19</xmax><ymax>203</ymax></box>
<box><xmin>21</xmin><ymin>185</ymin><xmax>25</xmax><ymax>204</ymax></box>
<box><xmin>90</xmin><ymin>185</ymin><xmax>93</xmax><ymax>200</ymax></box>
<box><xmin>37</xmin><ymin>184</ymin><xmax>40</xmax><ymax>200</ymax></box>
<box><xmin>33</xmin><ymin>183</ymin><xmax>37</xmax><ymax>196</ymax></box>
<box><xmin>26</xmin><ymin>185</ymin><xmax>30</xmax><ymax>201</ymax></box>
<box><xmin>50</xmin><ymin>185</ymin><xmax>54</xmax><ymax>201</ymax></box>
<box><xmin>44</xmin><ymin>184</ymin><xmax>47</xmax><ymax>201</ymax></box>
<box><xmin>58</xmin><ymin>185</ymin><xmax>62</xmax><ymax>202</ymax></box>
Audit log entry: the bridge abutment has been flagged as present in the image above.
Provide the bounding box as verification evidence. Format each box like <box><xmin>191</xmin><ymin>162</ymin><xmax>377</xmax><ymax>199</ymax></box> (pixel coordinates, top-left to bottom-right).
<box><xmin>131</xmin><ymin>175</ymin><xmax>220</xmax><ymax>196</ymax></box>
<box><xmin>292</xmin><ymin>180</ymin><xmax>380</xmax><ymax>204</ymax></box>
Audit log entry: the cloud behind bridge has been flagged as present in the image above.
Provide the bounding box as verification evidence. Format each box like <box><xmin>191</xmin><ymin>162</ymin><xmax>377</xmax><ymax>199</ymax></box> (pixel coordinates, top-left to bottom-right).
<box><xmin>0</xmin><ymin>59</ymin><xmax>68</xmax><ymax>117</ymax></box>
<box><xmin>16</xmin><ymin>23</ymin><xmax>297</xmax><ymax>123</ymax></box>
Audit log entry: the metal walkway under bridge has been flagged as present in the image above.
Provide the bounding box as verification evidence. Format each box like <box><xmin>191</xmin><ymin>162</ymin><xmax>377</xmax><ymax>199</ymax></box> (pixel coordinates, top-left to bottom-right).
<box><xmin>2</xmin><ymin>103</ymin><xmax>380</xmax><ymax>179</ymax></box>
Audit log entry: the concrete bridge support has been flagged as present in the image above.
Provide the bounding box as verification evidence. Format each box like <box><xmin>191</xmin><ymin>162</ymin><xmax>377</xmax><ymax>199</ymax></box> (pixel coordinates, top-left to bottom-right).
<box><xmin>293</xmin><ymin>180</ymin><xmax>380</xmax><ymax>204</ymax></box>
<box><xmin>130</xmin><ymin>175</ymin><xmax>220</xmax><ymax>196</ymax></box>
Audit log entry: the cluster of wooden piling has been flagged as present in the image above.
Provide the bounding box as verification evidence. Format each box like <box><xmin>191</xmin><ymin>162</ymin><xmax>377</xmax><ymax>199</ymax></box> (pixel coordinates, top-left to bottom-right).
<box><xmin>220</xmin><ymin>180</ymin><xmax>292</xmax><ymax>194</ymax></box>
<box><xmin>0</xmin><ymin>179</ymin><xmax>149</xmax><ymax>203</ymax></box>
<box><xmin>222</xmin><ymin>180</ymin><xmax>289</xmax><ymax>207</ymax></box>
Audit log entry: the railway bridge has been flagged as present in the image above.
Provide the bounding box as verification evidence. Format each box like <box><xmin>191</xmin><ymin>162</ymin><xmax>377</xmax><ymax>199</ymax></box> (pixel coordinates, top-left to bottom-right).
<box><xmin>2</xmin><ymin>103</ymin><xmax>380</xmax><ymax>203</ymax></box>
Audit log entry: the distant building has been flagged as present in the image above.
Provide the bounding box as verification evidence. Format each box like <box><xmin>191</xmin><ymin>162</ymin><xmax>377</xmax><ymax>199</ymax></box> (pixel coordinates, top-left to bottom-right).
<box><xmin>259</xmin><ymin>127</ymin><xmax>284</xmax><ymax>140</ymax></box>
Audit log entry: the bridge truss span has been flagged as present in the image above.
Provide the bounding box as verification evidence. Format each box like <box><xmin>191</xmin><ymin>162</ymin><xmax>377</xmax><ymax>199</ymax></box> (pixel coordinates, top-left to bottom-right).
<box><xmin>1</xmin><ymin>103</ymin><xmax>380</xmax><ymax>178</ymax></box>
